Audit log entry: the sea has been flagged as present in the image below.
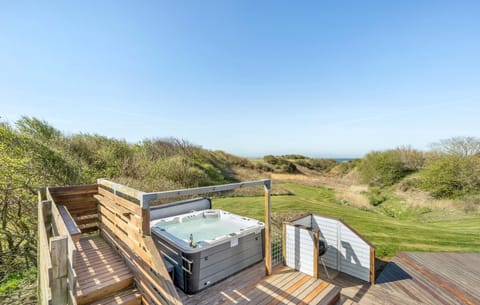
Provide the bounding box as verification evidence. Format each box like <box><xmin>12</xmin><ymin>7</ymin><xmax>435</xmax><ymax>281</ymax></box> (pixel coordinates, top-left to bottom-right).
<box><xmin>334</xmin><ymin>158</ymin><xmax>357</xmax><ymax>163</ymax></box>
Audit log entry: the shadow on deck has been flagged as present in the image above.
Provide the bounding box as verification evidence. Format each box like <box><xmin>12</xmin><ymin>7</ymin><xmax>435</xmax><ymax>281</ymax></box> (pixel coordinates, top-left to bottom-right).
<box><xmin>179</xmin><ymin>263</ymin><xmax>340</xmax><ymax>305</ymax></box>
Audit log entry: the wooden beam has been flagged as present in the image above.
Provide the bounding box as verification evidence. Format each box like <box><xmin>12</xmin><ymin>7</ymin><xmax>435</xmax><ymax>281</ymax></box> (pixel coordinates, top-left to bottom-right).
<box><xmin>38</xmin><ymin>196</ymin><xmax>53</xmax><ymax>305</ymax></box>
<box><xmin>50</xmin><ymin>199</ymin><xmax>78</xmax><ymax>269</ymax></box>
<box><xmin>282</xmin><ymin>222</ymin><xmax>286</xmax><ymax>266</ymax></box>
<box><xmin>50</xmin><ymin>236</ymin><xmax>68</xmax><ymax>305</ymax></box>
<box><xmin>97</xmin><ymin>178</ymin><xmax>144</xmax><ymax>202</ymax></box>
<box><xmin>370</xmin><ymin>247</ymin><xmax>375</xmax><ymax>284</ymax></box>
<box><xmin>313</xmin><ymin>230</ymin><xmax>319</xmax><ymax>278</ymax></box>
<box><xmin>57</xmin><ymin>205</ymin><xmax>81</xmax><ymax>243</ymax></box>
<box><xmin>264</xmin><ymin>185</ymin><xmax>272</xmax><ymax>276</ymax></box>
<box><xmin>142</xmin><ymin>179</ymin><xmax>271</xmax><ymax>205</ymax></box>
<box><xmin>141</xmin><ymin>208</ymin><xmax>150</xmax><ymax>236</ymax></box>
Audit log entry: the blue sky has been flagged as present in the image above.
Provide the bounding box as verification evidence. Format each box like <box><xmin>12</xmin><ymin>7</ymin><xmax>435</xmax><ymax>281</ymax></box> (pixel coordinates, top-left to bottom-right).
<box><xmin>1</xmin><ymin>1</ymin><xmax>479</xmax><ymax>157</ymax></box>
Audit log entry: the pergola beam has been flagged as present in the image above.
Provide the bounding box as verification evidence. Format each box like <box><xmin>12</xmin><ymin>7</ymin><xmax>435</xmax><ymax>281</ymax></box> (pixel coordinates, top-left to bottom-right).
<box><xmin>141</xmin><ymin>179</ymin><xmax>271</xmax><ymax>207</ymax></box>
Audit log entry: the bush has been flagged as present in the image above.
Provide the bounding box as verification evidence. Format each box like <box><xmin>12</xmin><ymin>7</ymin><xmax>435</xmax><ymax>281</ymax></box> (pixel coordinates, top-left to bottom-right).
<box><xmin>332</xmin><ymin>159</ymin><xmax>360</xmax><ymax>175</ymax></box>
<box><xmin>366</xmin><ymin>187</ymin><xmax>388</xmax><ymax>206</ymax></box>
<box><xmin>263</xmin><ymin>155</ymin><xmax>298</xmax><ymax>173</ymax></box>
<box><xmin>359</xmin><ymin>151</ymin><xmax>407</xmax><ymax>187</ymax></box>
<box><xmin>419</xmin><ymin>154</ymin><xmax>480</xmax><ymax>198</ymax></box>
<box><xmin>295</xmin><ymin>158</ymin><xmax>336</xmax><ymax>172</ymax></box>
<box><xmin>393</xmin><ymin>146</ymin><xmax>425</xmax><ymax>171</ymax></box>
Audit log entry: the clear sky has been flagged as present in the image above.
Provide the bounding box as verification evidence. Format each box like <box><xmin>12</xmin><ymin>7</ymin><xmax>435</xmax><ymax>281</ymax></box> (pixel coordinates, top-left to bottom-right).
<box><xmin>1</xmin><ymin>1</ymin><xmax>479</xmax><ymax>157</ymax></box>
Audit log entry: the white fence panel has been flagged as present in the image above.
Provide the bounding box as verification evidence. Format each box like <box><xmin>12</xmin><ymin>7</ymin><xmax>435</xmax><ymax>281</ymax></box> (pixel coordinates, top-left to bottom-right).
<box><xmin>339</xmin><ymin>225</ymin><xmax>371</xmax><ymax>282</ymax></box>
<box><xmin>285</xmin><ymin>224</ymin><xmax>315</xmax><ymax>276</ymax></box>
<box><xmin>287</xmin><ymin>214</ymin><xmax>374</xmax><ymax>283</ymax></box>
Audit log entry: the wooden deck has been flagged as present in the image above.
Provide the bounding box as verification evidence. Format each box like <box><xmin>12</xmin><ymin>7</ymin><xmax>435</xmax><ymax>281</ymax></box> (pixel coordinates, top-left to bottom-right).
<box><xmin>74</xmin><ymin>236</ymin><xmax>141</xmax><ymax>305</ymax></box>
<box><xmin>357</xmin><ymin>252</ymin><xmax>480</xmax><ymax>305</ymax></box>
<box><xmin>178</xmin><ymin>263</ymin><xmax>340</xmax><ymax>305</ymax></box>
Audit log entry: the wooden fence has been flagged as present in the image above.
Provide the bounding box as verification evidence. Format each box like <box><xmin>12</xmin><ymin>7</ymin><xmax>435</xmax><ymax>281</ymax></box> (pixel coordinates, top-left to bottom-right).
<box><xmin>95</xmin><ymin>181</ymin><xmax>182</xmax><ymax>305</ymax></box>
<box><xmin>38</xmin><ymin>182</ymin><xmax>182</xmax><ymax>305</ymax></box>
<box><xmin>38</xmin><ymin>190</ymin><xmax>78</xmax><ymax>305</ymax></box>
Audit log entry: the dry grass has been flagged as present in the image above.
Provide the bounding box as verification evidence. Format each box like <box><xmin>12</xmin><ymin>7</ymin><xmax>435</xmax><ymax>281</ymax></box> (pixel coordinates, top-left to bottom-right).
<box><xmin>393</xmin><ymin>188</ymin><xmax>459</xmax><ymax>212</ymax></box>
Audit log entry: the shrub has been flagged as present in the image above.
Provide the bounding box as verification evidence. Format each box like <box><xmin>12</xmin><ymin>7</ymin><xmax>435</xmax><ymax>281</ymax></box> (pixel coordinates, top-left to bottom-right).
<box><xmin>419</xmin><ymin>154</ymin><xmax>480</xmax><ymax>198</ymax></box>
<box><xmin>393</xmin><ymin>146</ymin><xmax>425</xmax><ymax>171</ymax></box>
<box><xmin>332</xmin><ymin>159</ymin><xmax>360</xmax><ymax>175</ymax></box>
<box><xmin>366</xmin><ymin>187</ymin><xmax>388</xmax><ymax>206</ymax></box>
<box><xmin>263</xmin><ymin>155</ymin><xmax>298</xmax><ymax>173</ymax></box>
<box><xmin>359</xmin><ymin>151</ymin><xmax>407</xmax><ymax>187</ymax></box>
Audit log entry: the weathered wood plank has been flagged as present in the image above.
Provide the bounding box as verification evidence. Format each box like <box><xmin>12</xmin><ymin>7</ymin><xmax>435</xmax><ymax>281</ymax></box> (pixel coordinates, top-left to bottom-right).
<box><xmin>38</xmin><ymin>198</ymin><xmax>53</xmax><ymax>305</ymax></box>
<box><xmin>100</xmin><ymin>226</ymin><xmax>182</xmax><ymax>305</ymax></box>
<box><xmin>48</xmin><ymin>184</ymin><xmax>98</xmax><ymax>196</ymax></box>
<box><xmin>97</xmin><ymin>187</ymin><xmax>142</xmax><ymax>215</ymax></box>
<box><xmin>313</xmin><ymin>230</ymin><xmax>319</xmax><ymax>279</ymax></box>
<box><xmin>264</xmin><ymin>186</ymin><xmax>272</xmax><ymax>275</ymax></box>
<box><xmin>50</xmin><ymin>236</ymin><xmax>68</xmax><ymax>305</ymax></box>
<box><xmin>57</xmin><ymin>205</ymin><xmax>81</xmax><ymax>243</ymax></box>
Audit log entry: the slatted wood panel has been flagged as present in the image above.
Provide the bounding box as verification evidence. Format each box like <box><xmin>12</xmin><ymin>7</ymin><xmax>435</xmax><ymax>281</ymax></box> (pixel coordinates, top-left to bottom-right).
<box><xmin>95</xmin><ymin>189</ymin><xmax>182</xmax><ymax>305</ymax></box>
<box><xmin>179</xmin><ymin>264</ymin><xmax>340</xmax><ymax>305</ymax></box>
<box><xmin>74</xmin><ymin>237</ymin><xmax>136</xmax><ymax>305</ymax></box>
<box><xmin>361</xmin><ymin>252</ymin><xmax>480</xmax><ymax>305</ymax></box>
<box><xmin>49</xmin><ymin>185</ymin><xmax>99</xmax><ymax>233</ymax></box>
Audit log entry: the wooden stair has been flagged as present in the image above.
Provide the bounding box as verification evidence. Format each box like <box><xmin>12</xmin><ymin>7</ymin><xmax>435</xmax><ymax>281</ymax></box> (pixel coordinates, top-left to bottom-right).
<box><xmin>86</xmin><ymin>288</ymin><xmax>141</xmax><ymax>305</ymax></box>
<box><xmin>74</xmin><ymin>236</ymin><xmax>141</xmax><ymax>305</ymax></box>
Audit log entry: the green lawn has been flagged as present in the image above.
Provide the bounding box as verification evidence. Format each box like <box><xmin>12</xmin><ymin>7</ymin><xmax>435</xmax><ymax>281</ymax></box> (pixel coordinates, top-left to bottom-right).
<box><xmin>213</xmin><ymin>183</ymin><xmax>480</xmax><ymax>259</ymax></box>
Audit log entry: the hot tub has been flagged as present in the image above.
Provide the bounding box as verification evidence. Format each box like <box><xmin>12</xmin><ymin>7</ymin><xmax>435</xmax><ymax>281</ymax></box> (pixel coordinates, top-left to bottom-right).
<box><xmin>151</xmin><ymin>209</ymin><xmax>265</xmax><ymax>293</ymax></box>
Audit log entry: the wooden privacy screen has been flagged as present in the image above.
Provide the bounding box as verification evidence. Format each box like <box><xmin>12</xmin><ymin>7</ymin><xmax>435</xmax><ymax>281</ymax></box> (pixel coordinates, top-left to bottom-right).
<box><xmin>95</xmin><ymin>182</ymin><xmax>182</xmax><ymax>305</ymax></box>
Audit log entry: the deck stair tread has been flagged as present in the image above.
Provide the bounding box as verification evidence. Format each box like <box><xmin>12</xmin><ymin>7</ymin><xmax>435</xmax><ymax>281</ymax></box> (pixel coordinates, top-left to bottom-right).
<box><xmin>74</xmin><ymin>236</ymin><xmax>136</xmax><ymax>305</ymax></box>
<box><xmin>85</xmin><ymin>288</ymin><xmax>141</xmax><ymax>305</ymax></box>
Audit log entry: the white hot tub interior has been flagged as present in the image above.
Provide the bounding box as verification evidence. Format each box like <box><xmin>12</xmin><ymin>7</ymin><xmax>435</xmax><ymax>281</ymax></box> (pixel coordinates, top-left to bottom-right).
<box><xmin>151</xmin><ymin>209</ymin><xmax>264</xmax><ymax>248</ymax></box>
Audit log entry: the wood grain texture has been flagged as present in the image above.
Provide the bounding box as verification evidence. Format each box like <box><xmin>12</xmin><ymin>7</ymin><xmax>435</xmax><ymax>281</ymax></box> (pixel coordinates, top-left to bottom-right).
<box><xmin>179</xmin><ymin>263</ymin><xmax>340</xmax><ymax>305</ymax></box>
<box><xmin>74</xmin><ymin>237</ymin><xmax>134</xmax><ymax>305</ymax></box>
<box><xmin>359</xmin><ymin>252</ymin><xmax>480</xmax><ymax>305</ymax></box>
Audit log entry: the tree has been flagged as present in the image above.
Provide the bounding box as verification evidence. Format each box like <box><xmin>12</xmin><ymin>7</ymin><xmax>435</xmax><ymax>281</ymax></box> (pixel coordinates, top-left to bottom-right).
<box><xmin>430</xmin><ymin>136</ymin><xmax>480</xmax><ymax>157</ymax></box>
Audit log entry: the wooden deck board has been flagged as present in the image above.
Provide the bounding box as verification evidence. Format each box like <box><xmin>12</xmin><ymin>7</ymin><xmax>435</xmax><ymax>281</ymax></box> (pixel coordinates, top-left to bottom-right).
<box><xmin>358</xmin><ymin>252</ymin><xmax>480</xmax><ymax>305</ymax></box>
<box><xmin>178</xmin><ymin>263</ymin><xmax>340</xmax><ymax>305</ymax></box>
<box><xmin>74</xmin><ymin>236</ymin><xmax>135</xmax><ymax>305</ymax></box>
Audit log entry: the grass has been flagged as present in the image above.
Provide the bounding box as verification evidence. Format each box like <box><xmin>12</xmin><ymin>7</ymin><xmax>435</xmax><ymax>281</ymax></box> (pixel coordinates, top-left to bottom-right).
<box><xmin>213</xmin><ymin>183</ymin><xmax>480</xmax><ymax>259</ymax></box>
<box><xmin>0</xmin><ymin>268</ymin><xmax>36</xmax><ymax>295</ymax></box>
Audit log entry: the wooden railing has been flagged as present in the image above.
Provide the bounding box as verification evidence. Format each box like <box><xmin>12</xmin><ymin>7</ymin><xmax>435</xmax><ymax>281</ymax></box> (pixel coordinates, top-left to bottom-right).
<box><xmin>47</xmin><ymin>185</ymin><xmax>99</xmax><ymax>234</ymax></box>
<box><xmin>39</xmin><ymin>178</ymin><xmax>272</xmax><ymax>305</ymax></box>
<box><xmin>38</xmin><ymin>190</ymin><xmax>79</xmax><ymax>305</ymax></box>
<box><xmin>96</xmin><ymin>180</ymin><xmax>182</xmax><ymax>305</ymax></box>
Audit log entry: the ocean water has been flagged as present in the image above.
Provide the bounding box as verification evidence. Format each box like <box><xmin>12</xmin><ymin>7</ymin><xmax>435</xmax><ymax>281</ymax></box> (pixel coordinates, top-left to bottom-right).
<box><xmin>334</xmin><ymin>158</ymin><xmax>357</xmax><ymax>163</ymax></box>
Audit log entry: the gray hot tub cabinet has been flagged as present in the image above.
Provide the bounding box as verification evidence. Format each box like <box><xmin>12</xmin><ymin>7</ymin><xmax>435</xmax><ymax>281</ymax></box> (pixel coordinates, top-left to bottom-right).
<box><xmin>150</xmin><ymin>197</ymin><xmax>265</xmax><ymax>294</ymax></box>
<box><xmin>153</xmin><ymin>228</ymin><xmax>264</xmax><ymax>293</ymax></box>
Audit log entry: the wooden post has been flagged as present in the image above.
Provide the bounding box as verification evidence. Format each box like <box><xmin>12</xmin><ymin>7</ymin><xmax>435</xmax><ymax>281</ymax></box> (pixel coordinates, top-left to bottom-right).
<box><xmin>264</xmin><ymin>184</ymin><xmax>272</xmax><ymax>276</ymax></box>
<box><xmin>50</xmin><ymin>236</ymin><xmax>68</xmax><ymax>305</ymax></box>
<box><xmin>370</xmin><ymin>247</ymin><xmax>375</xmax><ymax>285</ymax></box>
<box><xmin>282</xmin><ymin>222</ymin><xmax>286</xmax><ymax>265</ymax></box>
<box><xmin>141</xmin><ymin>209</ymin><xmax>150</xmax><ymax>236</ymax></box>
<box><xmin>141</xmin><ymin>194</ymin><xmax>151</xmax><ymax>236</ymax></box>
<box><xmin>38</xmin><ymin>193</ymin><xmax>53</xmax><ymax>305</ymax></box>
<box><xmin>313</xmin><ymin>230</ymin><xmax>319</xmax><ymax>278</ymax></box>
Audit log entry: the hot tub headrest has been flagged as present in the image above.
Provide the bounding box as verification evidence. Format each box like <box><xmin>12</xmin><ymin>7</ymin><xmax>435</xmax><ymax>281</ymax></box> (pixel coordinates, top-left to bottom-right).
<box><xmin>150</xmin><ymin>197</ymin><xmax>212</xmax><ymax>220</ymax></box>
